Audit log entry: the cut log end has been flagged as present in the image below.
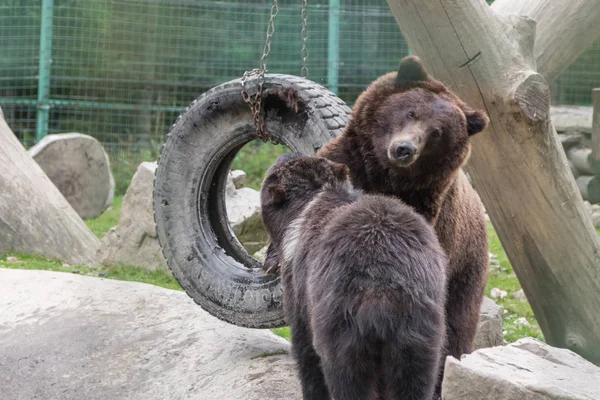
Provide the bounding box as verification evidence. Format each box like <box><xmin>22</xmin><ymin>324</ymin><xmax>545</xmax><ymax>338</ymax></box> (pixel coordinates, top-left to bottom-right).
<box><xmin>576</xmin><ymin>175</ymin><xmax>600</xmax><ymax>204</ymax></box>
<box><xmin>514</xmin><ymin>74</ymin><xmax>550</xmax><ymax>123</ymax></box>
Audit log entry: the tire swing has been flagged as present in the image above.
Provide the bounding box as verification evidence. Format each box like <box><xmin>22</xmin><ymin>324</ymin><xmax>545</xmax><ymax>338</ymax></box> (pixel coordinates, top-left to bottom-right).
<box><xmin>153</xmin><ymin>0</ymin><xmax>351</xmax><ymax>328</ymax></box>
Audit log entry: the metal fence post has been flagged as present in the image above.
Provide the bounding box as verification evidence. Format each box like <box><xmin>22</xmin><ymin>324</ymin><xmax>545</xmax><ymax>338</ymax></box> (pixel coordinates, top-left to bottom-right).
<box><xmin>327</xmin><ymin>0</ymin><xmax>340</xmax><ymax>94</ymax></box>
<box><xmin>36</xmin><ymin>0</ymin><xmax>54</xmax><ymax>142</ymax></box>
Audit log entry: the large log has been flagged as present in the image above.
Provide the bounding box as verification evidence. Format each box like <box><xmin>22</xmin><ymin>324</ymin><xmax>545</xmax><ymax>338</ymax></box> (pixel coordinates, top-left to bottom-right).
<box><xmin>385</xmin><ymin>0</ymin><xmax>600</xmax><ymax>364</ymax></box>
<box><xmin>575</xmin><ymin>175</ymin><xmax>600</xmax><ymax>204</ymax></box>
<box><xmin>491</xmin><ymin>0</ymin><xmax>600</xmax><ymax>83</ymax></box>
<box><xmin>567</xmin><ymin>148</ymin><xmax>600</xmax><ymax>176</ymax></box>
<box><xmin>0</xmin><ymin>107</ymin><xmax>101</xmax><ymax>265</ymax></box>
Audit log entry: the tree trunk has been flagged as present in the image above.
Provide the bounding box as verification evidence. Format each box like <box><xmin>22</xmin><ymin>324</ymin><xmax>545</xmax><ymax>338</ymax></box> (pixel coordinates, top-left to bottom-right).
<box><xmin>385</xmin><ymin>0</ymin><xmax>600</xmax><ymax>364</ymax></box>
<box><xmin>0</xmin><ymin>107</ymin><xmax>101</xmax><ymax>265</ymax></box>
<box><xmin>490</xmin><ymin>0</ymin><xmax>600</xmax><ymax>83</ymax></box>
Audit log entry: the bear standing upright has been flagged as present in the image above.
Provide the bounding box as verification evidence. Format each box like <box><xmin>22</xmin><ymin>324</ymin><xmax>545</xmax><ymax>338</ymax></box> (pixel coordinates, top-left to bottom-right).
<box><xmin>261</xmin><ymin>152</ymin><xmax>448</xmax><ymax>400</ymax></box>
<box><xmin>315</xmin><ymin>56</ymin><xmax>490</xmax><ymax>387</ymax></box>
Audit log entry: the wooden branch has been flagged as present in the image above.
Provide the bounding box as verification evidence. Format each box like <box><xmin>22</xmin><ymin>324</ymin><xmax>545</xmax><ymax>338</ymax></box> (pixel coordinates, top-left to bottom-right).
<box><xmin>0</xmin><ymin>112</ymin><xmax>101</xmax><ymax>265</ymax></box>
<box><xmin>491</xmin><ymin>0</ymin><xmax>600</xmax><ymax>83</ymax></box>
<box><xmin>385</xmin><ymin>0</ymin><xmax>600</xmax><ymax>364</ymax></box>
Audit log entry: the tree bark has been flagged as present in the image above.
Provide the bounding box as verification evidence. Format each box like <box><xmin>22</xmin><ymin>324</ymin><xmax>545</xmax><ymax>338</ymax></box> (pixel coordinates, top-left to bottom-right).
<box><xmin>385</xmin><ymin>0</ymin><xmax>600</xmax><ymax>364</ymax></box>
<box><xmin>491</xmin><ymin>0</ymin><xmax>600</xmax><ymax>83</ymax></box>
<box><xmin>0</xmin><ymin>108</ymin><xmax>101</xmax><ymax>265</ymax></box>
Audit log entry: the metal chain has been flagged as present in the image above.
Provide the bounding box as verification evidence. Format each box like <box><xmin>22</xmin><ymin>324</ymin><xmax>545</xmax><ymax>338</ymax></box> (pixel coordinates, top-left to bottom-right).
<box><xmin>301</xmin><ymin>0</ymin><xmax>309</xmax><ymax>78</ymax></box>
<box><xmin>241</xmin><ymin>0</ymin><xmax>279</xmax><ymax>143</ymax></box>
<box><xmin>241</xmin><ymin>0</ymin><xmax>310</xmax><ymax>142</ymax></box>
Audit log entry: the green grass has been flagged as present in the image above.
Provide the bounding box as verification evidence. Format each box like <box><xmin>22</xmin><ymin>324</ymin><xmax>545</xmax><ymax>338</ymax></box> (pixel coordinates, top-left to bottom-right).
<box><xmin>250</xmin><ymin>349</ymin><xmax>289</xmax><ymax>359</ymax></box>
<box><xmin>485</xmin><ymin>223</ymin><xmax>544</xmax><ymax>343</ymax></box>
<box><xmin>231</xmin><ymin>141</ymin><xmax>290</xmax><ymax>190</ymax></box>
<box><xmin>0</xmin><ymin>253</ymin><xmax>182</xmax><ymax>292</ymax></box>
<box><xmin>85</xmin><ymin>196</ymin><xmax>123</xmax><ymax>238</ymax></box>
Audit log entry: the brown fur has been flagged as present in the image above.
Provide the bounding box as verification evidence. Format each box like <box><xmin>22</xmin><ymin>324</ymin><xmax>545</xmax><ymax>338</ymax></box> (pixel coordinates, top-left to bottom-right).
<box><xmin>314</xmin><ymin>56</ymin><xmax>490</xmax><ymax>393</ymax></box>
<box><xmin>261</xmin><ymin>153</ymin><xmax>447</xmax><ymax>400</ymax></box>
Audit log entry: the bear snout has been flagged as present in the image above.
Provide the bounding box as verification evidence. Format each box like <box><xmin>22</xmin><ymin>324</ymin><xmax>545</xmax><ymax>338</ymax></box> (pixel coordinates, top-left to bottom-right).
<box><xmin>388</xmin><ymin>140</ymin><xmax>417</xmax><ymax>165</ymax></box>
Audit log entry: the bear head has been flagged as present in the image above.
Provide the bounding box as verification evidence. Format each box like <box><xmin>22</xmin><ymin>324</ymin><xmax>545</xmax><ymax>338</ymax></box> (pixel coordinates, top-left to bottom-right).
<box><xmin>259</xmin><ymin>152</ymin><xmax>350</xmax><ymax>274</ymax></box>
<box><xmin>352</xmin><ymin>56</ymin><xmax>489</xmax><ymax>178</ymax></box>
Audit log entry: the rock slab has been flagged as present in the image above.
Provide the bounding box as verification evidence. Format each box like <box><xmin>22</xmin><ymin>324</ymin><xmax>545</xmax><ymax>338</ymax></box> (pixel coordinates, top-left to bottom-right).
<box><xmin>0</xmin><ymin>268</ymin><xmax>300</xmax><ymax>400</ymax></box>
<box><xmin>0</xmin><ymin>117</ymin><xmax>100</xmax><ymax>265</ymax></box>
<box><xmin>98</xmin><ymin>162</ymin><xmax>168</xmax><ymax>272</ymax></box>
<box><xmin>472</xmin><ymin>297</ymin><xmax>504</xmax><ymax>350</ymax></box>
<box><xmin>442</xmin><ymin>337</ymin><xmax>600</xmax><ymax>399</ymax></box>
<box><xmin>226</xmin><ymin>171</ymin><xmax>268</xmax><ymax>254</ymax></box>
<box><xmin>28</xmin><ymin>132</ymin><xmax>114</xmax><ymax>219</ymax></box>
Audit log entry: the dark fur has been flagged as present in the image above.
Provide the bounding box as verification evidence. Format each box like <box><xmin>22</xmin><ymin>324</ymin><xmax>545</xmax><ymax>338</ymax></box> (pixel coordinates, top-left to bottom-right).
<box><xmin>261</xmin><ymin>153</ymin><xmax>447</xmax><ymax>400</ymax></box>
<box><xmin>313</xmin><ymin>56</ymin><xmax>490</xmax><ymax>394</ymax></box>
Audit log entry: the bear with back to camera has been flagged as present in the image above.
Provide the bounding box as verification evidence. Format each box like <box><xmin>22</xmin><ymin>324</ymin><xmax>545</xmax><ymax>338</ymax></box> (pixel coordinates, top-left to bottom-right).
<box><xmin>314</xmin><ymin>55</ymin><xmax>490</xmax><ymax>390</ymax></box>
<box><xmin>261</xmin><ymin>152</ymin><xmax>448</xmax><ymax>400</ymax></box>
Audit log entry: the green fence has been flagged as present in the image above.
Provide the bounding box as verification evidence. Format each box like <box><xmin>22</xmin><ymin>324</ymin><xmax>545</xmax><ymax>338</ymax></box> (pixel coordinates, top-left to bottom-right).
<box><xmin>1</xmin><ymin>0</ymin><xmax>599</xmax><ymax>157</ymax></box>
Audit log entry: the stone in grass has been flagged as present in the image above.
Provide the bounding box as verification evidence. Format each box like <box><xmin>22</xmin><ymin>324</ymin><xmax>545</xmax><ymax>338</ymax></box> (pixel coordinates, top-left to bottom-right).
<box><xmin>253</xmin><ymin>245</ymin><xmax>269</xmax><ymax>263</ymax></box>
<box><xmin>98</xmin><ymin>162</ymin><xmax>169</xmax><ymax>272</ymax></box>
<box><xmin>442</xmin><ymin>337</ymin><xmax>600</xmax><ymax>399</ymax></box>
<box><xmin>27</xmin><ymin>133</ymin><xmax>114</xmax><ymax>219</ymax></box>
<box><xmin>490</xmin><ymin>287</ymin><xmax>507</xmax><ymax>300</ymax></box>
<box><xmin>515</xmin><ymin>317</ymin><xmax>531</xmax><ymax>328</ymax></box>
<box><xmin>512</xmin><ymin>289</ymin><xmax>528</xmax><ymax>303</ymax></box>
<box><xmin>472</xmin><ymin>297</ymin><xmax>504</xmax><ymax>350</ymax></box>
<box><xmin>230</xmin><ymin>169</ymin><xmax>247</xmax><ymax>189</ymax></box>
<box><xmin>226</xmin><ymin>172</ymin><xmax>268</xmax><ymax>254</ymax></box>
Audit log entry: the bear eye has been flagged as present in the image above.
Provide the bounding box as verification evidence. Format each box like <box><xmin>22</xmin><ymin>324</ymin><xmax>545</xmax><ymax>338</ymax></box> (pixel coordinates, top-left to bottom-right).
<box><xmin>432</xmin><ymin>129</ymin><xmax>442</xmax><ymax>138</ymax></box>
<box><xmin>406</xmin><ymin>111</ymin><xmax>416</xmax><ymax>119</ymax></box>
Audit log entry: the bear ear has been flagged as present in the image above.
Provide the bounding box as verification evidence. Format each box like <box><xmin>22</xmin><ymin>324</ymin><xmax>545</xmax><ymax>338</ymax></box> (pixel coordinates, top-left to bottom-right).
<box><xmin>330</xmin><ymin>161</ymin><xmax>350</xmax><ymax>182</ymax></box>
<box><xmin>261</xmin><ymin>243</ymin><xmax>281</xmax><ymax>275</ymax></box>
<box><xmin>267</xmin><ymin>183</ymin><xmax>286</xmax><ymax>205</ymax></box>
<box><xmin>396</xmin><ymin>55</ymin><xmax>429</xmax><ymax>85</ymax></box>
<box><xmin>465</xmin><ymin>109</ymin><xmax>490</xmax><ymax>136</ymax></box>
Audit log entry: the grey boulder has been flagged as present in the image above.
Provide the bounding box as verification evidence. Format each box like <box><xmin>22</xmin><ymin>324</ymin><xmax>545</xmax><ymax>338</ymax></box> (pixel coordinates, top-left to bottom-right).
<box><xmin>98</xmin><ymin>161</ymin><xmax>168</xmax><ymax>271</ymax></box>
<box><xmin>442</xmin><ymin>337</ymin><xmax>600</xmax><ymax>399</ymax></box>
<box><xmin>28</xmin><ymin>132</ymin><xmax>114</xmax><ymax>219</ymax></box>
<box><xmin>0</xmin><ymin>268</ymin><xmax>300</xmax><ymax>400</ymax></box>
<box><xmin>226</xmin><ymin>171</ymin><xmax>268</xmax><ymax>254</ymax></box>
<box><xmin>472</xmin><ymin>296</ymin><xmax>504</xmax><ymax>350</ymax></box>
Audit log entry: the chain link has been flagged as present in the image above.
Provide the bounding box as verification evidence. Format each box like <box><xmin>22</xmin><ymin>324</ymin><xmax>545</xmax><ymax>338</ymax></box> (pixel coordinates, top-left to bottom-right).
<box><xmin>301</xmin><ymin>0</ymin><xmax>309</xmax><ymax>78</ymax></box>
<box><xmin>241</xmin><ymin>0</ymin><xmax>279</xmax><ymax>143</ymax></box>
<box><xmin>241</xmin><ymin>0</ymin><xmax>309</xmax><ymax>142</ymax></box>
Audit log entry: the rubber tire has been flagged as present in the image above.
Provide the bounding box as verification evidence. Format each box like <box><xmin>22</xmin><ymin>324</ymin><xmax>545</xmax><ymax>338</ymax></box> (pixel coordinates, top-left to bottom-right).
<box><xmin>153</xmin><ymin>74</ymin><xmax>351</xmax><ymax>328</ymax></box>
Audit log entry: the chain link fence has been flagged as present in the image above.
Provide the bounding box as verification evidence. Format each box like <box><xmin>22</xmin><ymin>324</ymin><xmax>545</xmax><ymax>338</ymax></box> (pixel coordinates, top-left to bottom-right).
<box><xmin>1</xmin><ymin>0</ymin><xmax>599</xmax><ymax>190</ymax></box>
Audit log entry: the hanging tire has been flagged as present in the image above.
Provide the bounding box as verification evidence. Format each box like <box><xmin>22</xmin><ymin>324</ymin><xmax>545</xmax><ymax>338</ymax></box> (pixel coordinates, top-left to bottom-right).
<box><xmin>153</xmin><ymin>74</ymin><xmax>351</xmax><ymax>328</ymax></box>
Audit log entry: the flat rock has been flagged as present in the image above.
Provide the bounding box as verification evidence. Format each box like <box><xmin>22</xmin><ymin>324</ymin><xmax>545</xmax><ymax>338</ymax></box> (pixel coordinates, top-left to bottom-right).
<box><xmin>512</xmin><ymin>289</ymin><xmax>528</xmax><ymax>303</ymax></box>
<box><xmin>442</xmin><ymin>337</ymin><xmax>600</xmax><ymax>399</ymax></box>
<box><xmin>551</xmin><ymin>106</ymin><xmax>593</xmax><ymax>134</ymax></box>
<box><xmin>231</xmin><ymin>169</ymin><xmax>247</xmax><ymax>189</ymax></box>
<box><xmin>1</xmin><ymin>118</ymin><xmax>100</xmax><ymax>265</ymax></box>
<box><xmin>28</xmin><ymin>133</ymin><xmax>114</xmax><ymax>219</ymax></box>
<box><xmin>0</xmin><ymin>268</ymin><xmax>300</xmax><ymax>400</ymax></box>
<box><xmin>98</xmin><ymin>162</ymin><xmax>168</xmax><ymax>272</ymax></box>
<box><xmin>473</xmin><ymin>297</ymin><xmax>504</xmax><ymax>350</ymax></box>
<box><xmin>226</xmin><ymin>172</ymin><xmax>268</xmax><ymax>254</ymax></box>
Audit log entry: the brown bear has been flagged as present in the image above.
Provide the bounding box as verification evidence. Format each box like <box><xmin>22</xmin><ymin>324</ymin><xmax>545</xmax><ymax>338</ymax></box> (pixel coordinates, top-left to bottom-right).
<box><xmin>261</xmin><ymin>152</ymin><xmax>448</xmax><ymax>400</ymax></box>
<box><xmin>314</xmin><ymin>56</ymin><xmax>490</xmax><ymax>390</ymax></box>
